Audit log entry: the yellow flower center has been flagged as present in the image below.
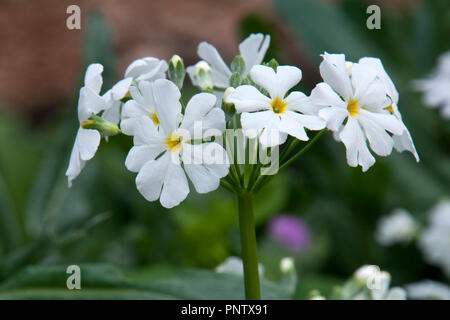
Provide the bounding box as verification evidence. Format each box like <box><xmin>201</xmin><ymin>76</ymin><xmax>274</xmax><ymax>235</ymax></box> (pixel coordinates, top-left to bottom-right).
<box><xmin>270</xmin><ymin>97</ymin><xmax>287</xmax><ymax>114</ymax></box>
<box><xmin>150</xmin><ymin>112</ymin><xmax>160</xmax><ymax>126</ymax></box>
<box><xmin>347</xmin><ymin>99</ymin><xmax>359</xmax><ymax>117</ymax></box>
<box><xmin>165</xmin><ymin>132</ymin><xmax>183</xmax><ymax>152</ymax></box>
<box><xmin>124</xmin><ymin>91</ymin><xmax>131</xmax><ymax>99</ymax></box>
<box><xmin>384</xmin><ymin>105</ymin><xmax>394</xmax><ymax>114</ymax></box>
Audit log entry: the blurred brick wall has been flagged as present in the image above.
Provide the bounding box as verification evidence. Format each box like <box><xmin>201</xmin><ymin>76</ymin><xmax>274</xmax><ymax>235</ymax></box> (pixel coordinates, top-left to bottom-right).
<box><xmin>0</xmin><ymin>0</ymin><xmax>274</xmax><ymax>119</ymax></box>
<box><xmin>0</xmin><ymin>0</ymin><xmax>416</xmax><ymax>120</ymax></box>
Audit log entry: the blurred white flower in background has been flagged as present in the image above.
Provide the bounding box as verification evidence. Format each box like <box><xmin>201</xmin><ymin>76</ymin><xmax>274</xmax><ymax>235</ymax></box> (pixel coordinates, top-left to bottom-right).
<box><xmin>419</xmin><ymin>200</ymin><xmax>450</xmax><ymax>278</ymax></box>
<box><xmin>215</xmin><ymin>256</ymin><xmax>265</xmax><ymax>278</ymax></box>
<box><xmin>351</xmin><ymin>265</ymin><xmax>406</xmax><ymax>300</ymax></box>
<box><xmin>414</xmin><ymin>51</ymin><xmax>450</xmax><ymax>119</ymax></box>
<box><xmin>375</xmin><ymin>209</ymin><xmax>418</xmax><ymax>246</ymax></box>
<box><xmin>406</xmin><ymin>280</ymin><xmax>450</xmax><ymax>300</ymax></box>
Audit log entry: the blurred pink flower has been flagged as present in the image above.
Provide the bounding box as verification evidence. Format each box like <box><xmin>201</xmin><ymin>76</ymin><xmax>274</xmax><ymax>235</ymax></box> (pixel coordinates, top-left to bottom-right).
<box><xmin>267</xmin><ymin>214</ymin><xmax>311</xmax><ymax>252</ymax></box>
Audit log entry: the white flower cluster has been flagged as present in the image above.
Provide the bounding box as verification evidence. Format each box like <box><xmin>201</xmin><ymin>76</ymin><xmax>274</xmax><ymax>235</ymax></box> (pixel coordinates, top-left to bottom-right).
<box><xmin>375</xmin><ymin>208</ymin><xmax>418</xmax><ymax>245</ymax></box>
<box><xmin>352</xmin><ymin>265</ymin><xmax>406</xmax><ymax>300</ymax></box>
<box><xmin>66</xmin><ymin>33</ymin><xmax>419</xmax><ymax>208</ymax></box>
<box><xmin>415</xmin><ymin>51</ymin><xmax>450</xmax><ymax>119</ymax></box>
<box><xmin>419</xmin><ymin>200</ymin><xmax>450</xmax><ymax>278</ymax></box>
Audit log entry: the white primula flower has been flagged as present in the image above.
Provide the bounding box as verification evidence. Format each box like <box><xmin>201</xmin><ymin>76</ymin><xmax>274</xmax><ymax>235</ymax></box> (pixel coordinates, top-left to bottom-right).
<box><xmin>311</xmin><ymin>53</ymin><xmax>411</xmax><ymax>171</ymax></box>
<box><xmin>414</xmin><ymin>51</ymin><xmax>450</xmax><ymax>119</ymax></box>
<box><xmin>187</xmin><ymin>33</ymin><xmax>270</xmax><ymax>89</ymax></box>
<box><xmin>406</xmin><ymin>280</ymin><xmax>450</xmax><ymax>300</ymax></box>
<box><xmin>66</xmin><ymin>63</ymin><xmax>107</xmax><ymax>187</ymax></box>
<box><xmin>125</xmin><ymin>79</ymin><xmax>230</xmax><ymax>208</ymax></box>
<box><xmin>118</xmin><ymin>58</ymin><xmax>168</xmax><ymax>135</ymax></box>
<box><xmin>375</xmin><ymin>208</ymin><xmax>418</xmax><ymax>246</ymax></box>
<box><xmin>225</xmin><ymin>65</ymin><xmax>326</xmax><ymax>147</ymax></box>
<box><xmin>419</xmin><ymin>200</ymin><xmax>450</xmax><ymax>278</ymax></box>
<box><xmin>120</xmin><ymin>81</ymin><xmax>159</xmax><ymax>135</ymax></box>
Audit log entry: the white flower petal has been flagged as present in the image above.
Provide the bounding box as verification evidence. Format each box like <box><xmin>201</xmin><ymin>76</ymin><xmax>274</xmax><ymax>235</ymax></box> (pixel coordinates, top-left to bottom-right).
<box><xmin>358</xmin><ymin>114</ymin><xmax>394</xmax><ymax>157</ymax></box>
<box><xmin>358</xmin><ymin>109</ymin><xmax>404</xmax><ymax>135</ymax></box>
<box><xmin>319</xmin><ymin>53</ymin><xmax>353</xmax><ymax>101</ymax></box>
<box><xmin>318</xmin><ymin>107</ymin><xmax>348</xmax><ymax>132</ymax></box>
<box><xmin>310</xmin><ymin>82</ymin><xmax>347</xmax><ymax>109</ymax></box>
<box><xmin>125</xmin><ymin>57</ymin><xmax>168</xmax><ymax>82</ymax></box>
<box><xmin>66</xmin><ymin>136</ymin><xmax>85</xmax><ymax>187</ymax></box>
<box><xmin>250</xmin><ymin>65</ymin><xmax>301</xmax><ymax>98</ymax></box>
<box><xmin>78</xmin><ymin>87</ymin><xmax>106</xmax><ymax>122</ymax></box>
<box><xmin>258</xmin><ymin>116</ymin><xmax>287</xmax><ymax>147</ymax></box>
<box><xmin>339</xmin><ymin>117</ymin><xmax>375</xmax><ymax>171</ymax></box>
<box><xmin>102</xmin><ymin>101</ymin><xmax>121</xmax><ymax>125</ymax></box>
<box><xmin>125</xmin><ymin>145</ymin><xmax>164</xmax><ymax>172</ymax></box>
<box><xmin>152</xmin><ymin>79</ymin><xmax>182</xmax><ymax>134</ymax></box>
<box><xmin>240</xmin><ymin>111</ymin><xmax>275</xmax><ymax>138</ymax></box>
<box><xmin>393</xmin><ymin>125</ymin><xmax>420</xmax><ymax>162</ymax></box>
<box><xmin>284</xmin><ymin>91</ymin><xmax>319</xmax><ymax>115</ymax></box>
<box><xmin>136</xmin><ymin>152</ymin><xmax>170</xmax><ymax>202</ymax></box>
<box><xmin>160</xmin><ymin>160</ymin><xmax>190</xmax><ymax>208</ymax></box>
<box><xmin>352</xmin><ymin>64</ymin><xmax>391</xmax><ymax>110</ymax></box>
<box><xmin>359</xmin><ymin>57</ymin><xmax>398</xmax><ymax>103</ymax></box>
<box><xmin>120</xmin><ymin>100</ymin><xmax>152</xmax><ymax>135</ymax></box>
<box><xmin>225</xmin><ymin>85</ymin><xmax>271</xmax><ymax>113</ymax></box>
<box><xmin>197</xmin><ymin>42</ymin><xmax>232</xmax><ymax>88</ymax></box>
<box><xmin>77</xmin><ymin>128</ymin><xmax>101</xmax><ymax>161</ymax></box>
<box><xmin>239</xmin><ymin>33</ymin><xmax>271</xmax><ymax>76</ymax></box>
<box><xmin>181</xmin><ymin>93</ymin><xmax>225</xmax><ymax>136</ymax></box>
<box><xmin>282</xmin><ymin>111</ymin><xmax>325</xmax><ymax>135</ymax></box>
<box><xmin>133</xmin><ymin>117</ymin><xmax>164</xmax><ymax>146</ymax></box>
<box><xmin>111</xmin><ymin>77</ymin><xmax>132</xmax><ymax>100</ymax></box>
<box><xmin>84</xmin><ymin>63</ymin><xmax>103</xmax><ymax>94</ymax></box>
<box><xmin>182</xmin><ymin>143</ymin><xmax>230</xmax><ymax>194</ymax></box>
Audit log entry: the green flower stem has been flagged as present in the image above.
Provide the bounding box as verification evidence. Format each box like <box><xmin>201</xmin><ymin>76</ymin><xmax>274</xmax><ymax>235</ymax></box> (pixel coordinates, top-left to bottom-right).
<box><xmin>237</xmin><ymin>191</ymin><xmax>261</xmax><ymax>300</ymax></box>
<box><xmin>278</xmin><ymin>128</ymin><xmax>326</xmax><ymax>171</ymax></box>
<box><xmin>251</xmin><ymin>129</ymin><xmax>327</xmax><ymax>193</ymax></box>
<box><xmin>220</xmin><ymin>180</ymin><xmax>237</xmax><ymax>194</ymax></box>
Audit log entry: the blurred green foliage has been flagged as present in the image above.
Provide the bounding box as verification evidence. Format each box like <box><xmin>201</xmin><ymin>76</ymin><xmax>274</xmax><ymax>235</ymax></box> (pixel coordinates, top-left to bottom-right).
<box><xmin>0</xmin><ymin>0</ymin><xmax>449</xmax><ymax>299</ymax></box>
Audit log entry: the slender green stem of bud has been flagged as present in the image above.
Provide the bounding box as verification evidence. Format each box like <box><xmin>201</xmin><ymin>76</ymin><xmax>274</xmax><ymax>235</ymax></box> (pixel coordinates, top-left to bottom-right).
<box><xmin>251</xmin><ymin>129</ymin><xmax>326</xmax><ymax>193</ymax></box>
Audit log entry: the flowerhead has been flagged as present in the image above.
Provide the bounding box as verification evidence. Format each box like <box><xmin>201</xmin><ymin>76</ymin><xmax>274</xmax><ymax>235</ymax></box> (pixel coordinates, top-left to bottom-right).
<box><xmin>225</xmin><ymin>64</ymin><xmax>325</xmax><ymax>147</ymax></box>
<box><xmin>312</xmin><ymin>53</ymin><xmax>417</xmax><ymax>171</ymax></box>
<box><xmin>125</xmin><ymin>79</ymin><xmax>230</xmax><ymax>208</ymax></box>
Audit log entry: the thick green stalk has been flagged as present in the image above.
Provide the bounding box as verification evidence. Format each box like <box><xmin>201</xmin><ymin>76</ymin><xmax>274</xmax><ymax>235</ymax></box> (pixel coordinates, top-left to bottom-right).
<box><xmin>237</xmin><ymin>192</ymin><xmax>261</xmax><ymax>300</ymax></box>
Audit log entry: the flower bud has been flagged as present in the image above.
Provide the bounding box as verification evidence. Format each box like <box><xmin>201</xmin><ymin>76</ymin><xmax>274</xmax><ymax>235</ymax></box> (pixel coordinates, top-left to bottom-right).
<box><xmin>81</xmin><ymin>114</ymin><xmax>121</xmax><ymax>136</ymax></box>
<box><xmin>231</xmin><ymin>55</ymin><xmax>245</xmax><ymax>75</ymax></box>
<box><xmin>193</xmin><ymin>61</ymin><xmax>213</xmax><ymax>91</ymax></box>
<box><xmin>169</xmin><ymin>54</ymin><xmax>186</xmax><ymax>89</ymax></box>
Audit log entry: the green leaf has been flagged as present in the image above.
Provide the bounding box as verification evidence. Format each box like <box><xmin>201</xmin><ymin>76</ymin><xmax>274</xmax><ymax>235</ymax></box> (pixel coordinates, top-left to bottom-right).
<box><xmin>0</xmin><ymin>264</ymin><xmax>288</xmax><ymax>300</ymax></box>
